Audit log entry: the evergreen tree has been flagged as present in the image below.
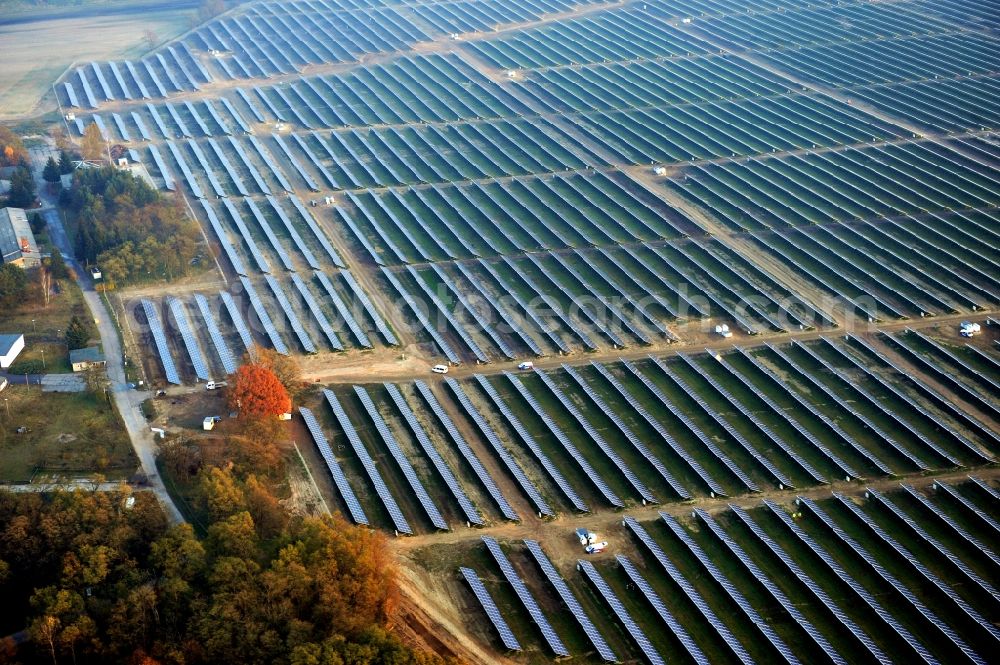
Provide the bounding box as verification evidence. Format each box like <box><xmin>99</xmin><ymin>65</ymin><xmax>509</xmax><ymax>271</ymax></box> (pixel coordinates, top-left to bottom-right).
<box><xmin>7</xmin><ymin>165</ymin><xmax>35</xmax><ymax>207</ymax></box>
<box><xmin>58</xmin><ymin>149</ymin><xmax>74</xmax><ymax>175</ymax></box>
<box><xmin>44</xmin><ymin>250</ymin><xmax>69</xmax><ymax>280</ymax></box>
<box><xmin>65</xmin><ymin>315</ymin><xmax>93</xmax><ymax>350</ymax></box>
<box><xmin>29</xmin><ymin>213</ymin><xmax>45</xmax><ymax>235</ymax></box>
<box><xmin>42</xmin><ymin>156</ymin><xmax>60</xmax><ymax>183</ymax></box>
<box><xmin>0</xmin><ymin>263</ymin><xmax>28</xmax><ymax>308</ymax></box>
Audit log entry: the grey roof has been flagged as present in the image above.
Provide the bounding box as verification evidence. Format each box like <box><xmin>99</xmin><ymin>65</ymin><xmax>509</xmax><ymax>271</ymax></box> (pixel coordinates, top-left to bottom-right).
<box><xmin>69</xmin><ymin>346</ymin><xmax>105</xmax><ymax>364</ymax></box>
<box><xmin>0</xmin><ymin>333</ymin><xmax>23</xmax><ymax>356</ymax></box>
<box><xmin>0</xmin><ymin>208</ymin><xmax>38</xmax><ymax>264</ymax></box>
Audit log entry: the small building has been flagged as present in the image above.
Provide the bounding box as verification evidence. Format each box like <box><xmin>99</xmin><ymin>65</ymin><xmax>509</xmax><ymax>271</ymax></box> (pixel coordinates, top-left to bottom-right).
<box><xmin>0</xmin><ymin>208</ymin><xmax>40</xmax><ymax>268</ymax></box>
<box><xmin>0</xmin><ymin>333</ymin><xmax>24</xmax><ymax>368</ymax></box>
<box><xmin>69</xmin><ymin>346</ymin><xmax>106</xmax><ymax>372</ymax></box>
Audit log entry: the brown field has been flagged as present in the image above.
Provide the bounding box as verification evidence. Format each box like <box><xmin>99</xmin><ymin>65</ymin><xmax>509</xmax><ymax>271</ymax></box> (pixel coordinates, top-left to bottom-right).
<box><xmin>0</xmin><ymin>7</ymin><xmax>194</xmax><ymax>119</ymax></box>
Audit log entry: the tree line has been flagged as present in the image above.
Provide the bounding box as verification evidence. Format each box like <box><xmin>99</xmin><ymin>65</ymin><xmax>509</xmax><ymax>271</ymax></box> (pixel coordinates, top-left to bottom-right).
<box><xmin>63</xmin><ymin>167</ymin><xmax>202</xmax><ymax>288</ymax></box>
<box><xmin>0</xmin><ymin>355</ymin><xmax>453</xmax><ymax>665</ymax></box>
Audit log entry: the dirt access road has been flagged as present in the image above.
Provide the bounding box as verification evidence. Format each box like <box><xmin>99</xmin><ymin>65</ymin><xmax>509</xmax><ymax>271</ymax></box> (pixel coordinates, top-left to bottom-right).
<box><xmin>29</xmin><ymin>145</ymin><xmax>184</xmax><ymax>524</ymax></box>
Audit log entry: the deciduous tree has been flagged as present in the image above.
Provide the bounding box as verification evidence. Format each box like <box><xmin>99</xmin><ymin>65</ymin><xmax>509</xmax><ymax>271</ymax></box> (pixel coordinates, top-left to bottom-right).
<box><xmin>228</xmin><ymin>364</ymin><xmax>292</xmax><ymax>418</ymax></box>
<box><xmin>80</xmin><ymin>122</ymin><xmax>105</xmax><ymax>162</ymax></box>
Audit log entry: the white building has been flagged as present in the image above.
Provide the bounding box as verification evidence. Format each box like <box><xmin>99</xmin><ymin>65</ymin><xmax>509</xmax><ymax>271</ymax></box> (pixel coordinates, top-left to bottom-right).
<box><xmin>0</xmin><ymin>333</ymin><xmax>25</xmax><ymax>369</ymax></box>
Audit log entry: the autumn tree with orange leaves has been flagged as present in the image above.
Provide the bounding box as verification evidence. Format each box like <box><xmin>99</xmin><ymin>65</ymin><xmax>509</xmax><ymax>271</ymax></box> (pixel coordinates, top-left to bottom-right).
<box><xmin>227</xmin><ymin>363</ymin><xmax>291</xmax><ymax>418</ymax></box>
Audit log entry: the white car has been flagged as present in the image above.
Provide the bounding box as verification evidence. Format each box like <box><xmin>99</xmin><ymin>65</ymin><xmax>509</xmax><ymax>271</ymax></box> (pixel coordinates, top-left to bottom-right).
<box><xmin>431</xmin><ymin>364</ymin><xmax>449</xmax><ymax>374</ymax></box>
<box><xmin>517</xmin><ymin>361</ymin><xmax>534</xmax><ymax>370</ymax></box>
<box><xmin>585</xmin><ymin>541</ymin><xmax>608</xmax><ymax>554</ymax></box>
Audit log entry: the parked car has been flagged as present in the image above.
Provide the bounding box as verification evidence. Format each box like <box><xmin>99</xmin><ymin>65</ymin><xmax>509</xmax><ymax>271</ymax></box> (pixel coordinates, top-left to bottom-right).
<box><xmin>517</xmin><ymin>361</ymin><xmax>534</xmax><ymax>370</ymax></box>
<box><xmin>206</xmin><ymin>381</ymin><xmax>228</xmax><ymax>390</ymax></box>
<box><xmin>431</xmin><ymin>364</ymin><xmax>449</xmax><ymax>374</ymax></box>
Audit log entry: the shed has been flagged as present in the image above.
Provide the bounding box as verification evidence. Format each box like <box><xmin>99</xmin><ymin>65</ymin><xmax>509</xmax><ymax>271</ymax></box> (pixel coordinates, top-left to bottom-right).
<box><xmin>69</xmin><ymin>346</ymin><xmax>106</xmax><ymax>372</ymax></box>
<box><xmin>0</xmin><ymin>333</ymin><xmax>24</xmax><ymax>369</ymax></box>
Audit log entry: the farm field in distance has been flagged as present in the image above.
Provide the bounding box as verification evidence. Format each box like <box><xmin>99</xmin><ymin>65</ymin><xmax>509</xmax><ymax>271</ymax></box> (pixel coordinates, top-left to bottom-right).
<box><xmin>0</xmin><ymin>1</ymin><xmax>197</xmax><ymax>118</ymax></box>
<box><xmin>2</xmin><ymin>0</ymin><xmax>999</xmax><ymax>662</ymax></box>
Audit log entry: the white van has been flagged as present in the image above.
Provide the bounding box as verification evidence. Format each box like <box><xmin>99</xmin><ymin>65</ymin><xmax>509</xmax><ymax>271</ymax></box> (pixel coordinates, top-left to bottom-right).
<box><xmin>517</xmin><ymin>361</ymin><xmax>534</xmax><ymax>370</ymax></box>
<box><xmin>431</xmin><ymin>364</ymin><xmax>449</xmax><ymax>374</ymax></box>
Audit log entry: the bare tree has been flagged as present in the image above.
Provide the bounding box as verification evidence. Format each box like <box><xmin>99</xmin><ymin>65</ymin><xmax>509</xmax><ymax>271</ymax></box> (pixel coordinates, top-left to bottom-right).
<box><xmin>40</xmin><ymin>266</ymin><xmax>52</xmax><ymax>308</ymax></box>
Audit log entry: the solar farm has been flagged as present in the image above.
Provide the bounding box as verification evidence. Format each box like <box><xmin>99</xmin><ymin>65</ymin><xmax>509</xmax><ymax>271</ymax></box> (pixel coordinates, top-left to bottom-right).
<box><xmin>54</xmin><ymin>0</ymin><xmax>1000</xmax><ymax>661</ymax></box>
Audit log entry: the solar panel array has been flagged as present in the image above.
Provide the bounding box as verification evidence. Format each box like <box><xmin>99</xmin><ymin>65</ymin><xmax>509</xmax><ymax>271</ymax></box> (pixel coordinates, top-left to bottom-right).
<box><xmin>458</xmin><ymin>567</ymin><xmax>521</xmax><ymax>652</ymax></box>
<box><xmin>792</xmin><ymin>340</ymin><xmax>959</xmax><ymax>468</ymax></box>
<box><xmin>340</xmin><ymin>270</ymin><xmax>398</xmax><ymax>346</ymax></box>
<box><xmin>577</xmin><ymin>559</ymin><xmax>664</xmax><ymax>665</ymax></box>
<box><xmin>413</xmin><ymin>380</ymin><xmax>517</xmax><ymax>521</ymax></box>
<box><xmin>219</xmin><ymin>290</ymin><xmax>255</xmax><ymax>354</ymax></box>
<box><xmin>655</xmin><ymin>357</ymin><xmax>792</xmax><ymax>489</ymax></box>
<box><xmin>523</xmin><ymin>540</ymin><xmax>616</xmax><ymax>662</ymax></box>
<box><xmin>563</xmin><ymin>363</ymin><xmax>690</xmax><ymax>499</ymax></box>
<box><xmin>220</xmin><ymin>198</ymin><xmax>270</xmax><ymax>273</ymax></box>
<box><xmin>239</xmin><ymin>276</ymin><xmax>289</xmax><ymax>355</ymax></box>
<box><xmin>803</xmin><ymin>496</ymin><xmax>983</xmax><ymax>663</ymax></box>
<box><xmin>738</xmin><ymin>349</ymin><xmax>893</xmax><ymax>476</ymax></box>
<box><xmin>661</xmin><ymin>512</ymin><xmax>799</xmax><ymax>664</ymax></box>
<box><xmin>200</xmin><ymin>199</ymin><xmax>247</xmax><ymax>275</ymax></box>
<box><xmin>841</xmin><ymin>336</ymin><xmax>996</xmax><ymax>460</ymax></box>
<box><xmin>894</xmin><ymin>330</ymin><xmax>1000</xmax><ymax>423</ymax></box>
<box><xmin>770</xmin><ymin>343</ymin><xmax>931</xmax><ymax>472</ymax></box>
<box><xmin>729</xmin><ymin>505</ymin><xmax>892</xmax><ymax>665</ymax></box>
<box><xmin>867</xmin><ymin>487</ymin><xmax>1000</xmax><ymax>602</ymax></box>
<box><xmin>764</xmin><ymin>500</ymin><xmax>935</xmax><ymax>664</ymax></box>
<box><xmin>323</xmin><ymin>389</ymin><xmax>411</xmax><ymax>535</ymax></box>
<box><xmin>902</xmin><ymin>484</ymin><xmax>1000</xmax><ymax>569</ymax></box>
<box><xmin>592</xmin><ymin>361</ymin><xmax>725</xmax><ymax>496</ymax></box>
<box><xmin>713</xmin><ymin>352</ymin><xmax>859</xmax><ymax>480</ymax></box>
<box><xmin>445</xmin><ymin>378</ymin><xmax>553</xmax><ymax>518</ymax></box>
<box><xmin>315</xmin><ymin>272</ymin><xmax>370</xmax><ymax>348</ymax></box>
<box><xmin>290</xmin><ymin>273</ymin><xmax>343</xmax><ymax>351</ymax></box>
<box><xmin>405</xmin><ymin>265</ymin><xmax>489</xmax><ymax>363</ymax></box>
<box><xmin>166</xmin><ymin>297</ymin><xmax>211</xmax><ymax>381</ymax></box>
<box><xmin>481</xmin><ymin>536</ymin><xmax>568</xmax><ymax>657</ymax></box>
<box><xmin>353</xmin><ymin>386</ymin><xmax>448</xmax><ymax>531</ymax></box>
<box><xmin>694</xmin><ymin>509</ymin><xmax>844</xmax><ymax>665</ymax></box>
<box><xmin>384</xmin><ymin>383</ymin><xmax>481</xmax><ymax>526</ymax></box>
<box><xmin>266</xmin><ymin>195</ymin><xmax>320</xmax><ymax>269</ymax></box>
<box><xmin>616</xmin><ymin>555</ymin><xmax>709</xmax><ymax>665</ymax></box>
<box><xmin>288</xmin><ymin>195</ymin><xmax>347</xmax><ymax>268</ymax></box>
<box><xmin>380</xmin><ymin>267</ymin><xmax>460</xmax><ymax>363</ymax></box>
<box><xmin>298</xmin><ymin>406</ymin><xmax>368</xmax><ymax>526</ymax></box>
<box><xmin>629</xmin><ymin>359</ymin><xmax>757</xmax><ymax>492</ymax></box>
<box><xmin>534</xmin><ymin>367</ymin><xmax>655</xmax><ymax>504</ymax></box>
<box><xmin>193</xmin><ymin>294</ymin><xmax>238</xmax><ymax>375</ymax></box>
<box><xmin>141</xmin><ymin>299</ymin><xmax>181</xmax><ymax>385</ymax></box>
<box><xmin>504</xmin><ymin>372</ymin><xmax>623</xmax><ymax>508</ymax></box>
<box><xmin>834</xmin><ymin>494</ymin><xmax>999</xmax><ymax>648</ymax></box>
<box><xmin>148</xmin><ymin>145</ymin><xmax>175</xmax><ymax>191</ymax></box>
<box><xmin>623</xmin><ymin>516</ymin><xmax>753</xmax><ymax>665</ymax></box>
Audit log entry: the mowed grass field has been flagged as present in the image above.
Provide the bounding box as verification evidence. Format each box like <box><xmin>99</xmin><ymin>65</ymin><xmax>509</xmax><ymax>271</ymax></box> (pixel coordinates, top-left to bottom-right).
<box><xmin>0</xmin><ymin>4</ymin><xmax>194</xmax><ymax>119</ymax></box>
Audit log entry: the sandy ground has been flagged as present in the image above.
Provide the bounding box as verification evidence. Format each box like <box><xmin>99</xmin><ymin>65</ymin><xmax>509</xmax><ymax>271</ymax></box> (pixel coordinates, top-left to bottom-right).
<box><xmin>0</xmin><ymin>7</ymin><xmax>192</xmax><ymax>119</ymax></box>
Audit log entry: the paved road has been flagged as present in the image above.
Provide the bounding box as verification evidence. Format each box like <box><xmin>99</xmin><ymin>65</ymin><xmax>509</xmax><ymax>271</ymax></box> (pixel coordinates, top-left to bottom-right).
<box><xmin>29</xmin><ymin>147</ymin><xmax>184</xmax><ymax>524</ymax></box>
